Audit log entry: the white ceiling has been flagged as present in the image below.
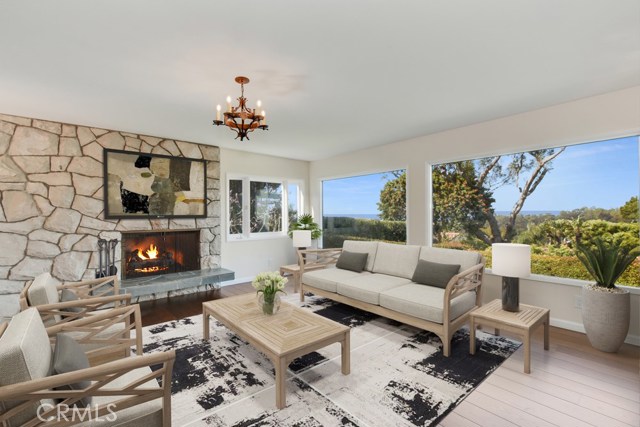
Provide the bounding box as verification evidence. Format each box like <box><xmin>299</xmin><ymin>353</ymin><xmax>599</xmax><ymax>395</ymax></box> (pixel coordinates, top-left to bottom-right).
<box><xmin>0</xmin><ymin>1</ymin><xmax>638</xmax><ymax>161</ymax></box>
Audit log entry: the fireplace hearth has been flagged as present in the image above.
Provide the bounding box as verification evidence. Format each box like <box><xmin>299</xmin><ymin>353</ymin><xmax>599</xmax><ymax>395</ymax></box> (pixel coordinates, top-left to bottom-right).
<box><xmin>121</xmin><ymin>230</ymin><xmax>200</xmax><ymax>280</ymax></box>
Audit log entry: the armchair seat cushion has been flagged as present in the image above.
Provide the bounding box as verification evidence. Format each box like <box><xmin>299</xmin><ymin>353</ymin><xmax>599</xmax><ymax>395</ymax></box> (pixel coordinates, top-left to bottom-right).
<box><xmin>0</xmin><ymin>308</ymin><xmax>54</xmax><ymax>427</ymax></box>
<box><xmin>337</xmin><ymin>274</ymin><xmax>411</xmax><ymax>305</ymax></box>
<box><xmin>302</xmin><ymin>267</ymin><xmax>366</xmax><ymax>293</ymax></box>
<box><xmin>379</xmin><ymin>284</ymin><xmax>477</xmax><ymax>323</ymax></box>
<box><xmin>75</xmin><ymin>366</ymin><xmax>163</xmax><ymax>427</ymax></box>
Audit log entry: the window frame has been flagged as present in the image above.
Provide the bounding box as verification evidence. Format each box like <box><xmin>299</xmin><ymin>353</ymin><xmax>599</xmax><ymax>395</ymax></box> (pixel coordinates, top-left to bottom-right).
<box><xmin>226</xmin><ymin>174</ymin><xmax>304</xmax><ymax>241</ymax></box>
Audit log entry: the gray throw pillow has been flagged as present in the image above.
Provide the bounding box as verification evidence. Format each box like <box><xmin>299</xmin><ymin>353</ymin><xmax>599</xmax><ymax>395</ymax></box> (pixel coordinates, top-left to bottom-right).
<box><xmin>412</xmin><ymin>260</ymin><xmax>460</xmax><ymax>288</ymax></box>
<box><xmin>60</xmin><ymin>289</ymin><xmax>83</xmax><ymax>313</ymax></box>
<box><xmin>53</xmin><ymin>333</ymin><xmax>92</xmax><ymax>407</ymax></box>
<box><xmin>336</xmin><ymin>251</ymin><xmax>368</xmax><ymax>273</ymax></box>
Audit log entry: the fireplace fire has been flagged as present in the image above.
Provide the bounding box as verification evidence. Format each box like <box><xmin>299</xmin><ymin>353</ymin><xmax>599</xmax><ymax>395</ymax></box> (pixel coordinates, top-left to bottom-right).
<box><xmin>120</xmin><ymin>230</ymin><xmax>200</xmax><ymax>280</ymax></box>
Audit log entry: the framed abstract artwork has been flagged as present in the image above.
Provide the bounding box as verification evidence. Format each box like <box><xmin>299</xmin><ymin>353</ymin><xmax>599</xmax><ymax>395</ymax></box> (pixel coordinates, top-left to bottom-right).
<box><xmin>103</xmin><ymin>149</ymin><xmax>207</xmax><ymax>219</ymax></box>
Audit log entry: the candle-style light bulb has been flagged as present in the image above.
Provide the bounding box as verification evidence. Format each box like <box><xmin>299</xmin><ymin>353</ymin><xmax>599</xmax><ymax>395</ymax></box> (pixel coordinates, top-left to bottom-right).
<box><xmin>216</xmin><ymin>104</ymin><xmax>221</xmax><ymax>121</ymax></box>
<box><xmin>226</xmin><ymin>96</ymin><xmax>232</xmax><ymax>112</ymax></box>
<box><xmin>256</xmin><ymin>100</ymin><xmax>262</xmax><ymax>114</ymax></box>
<box><xmin>261</xmin><ymin>110</ymin><xmax>266</xmax><ymax>125</ymax></box>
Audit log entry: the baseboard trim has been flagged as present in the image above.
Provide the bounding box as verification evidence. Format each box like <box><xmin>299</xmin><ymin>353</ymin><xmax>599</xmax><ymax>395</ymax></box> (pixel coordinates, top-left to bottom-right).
<box><xmin>550</xmin><ymin>317</ymin><xmax>640</xmax><ymax>347</ymax></box>
<box><xmin>221</xmin><ymin>275</ymin><xmax>254</xmax><ymax>287</ymax></box>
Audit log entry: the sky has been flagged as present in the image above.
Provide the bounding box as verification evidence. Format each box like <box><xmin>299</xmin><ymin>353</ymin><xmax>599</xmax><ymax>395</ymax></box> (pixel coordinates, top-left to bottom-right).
<box><xmin>322</xmin><ymin>136</ymin><xmax>639</xmax><ymax>216</ymax></box>
<box><xmin>489</xmin><ymin>136</ymin><xmax>639</xmax><ymax>211</ymax></box>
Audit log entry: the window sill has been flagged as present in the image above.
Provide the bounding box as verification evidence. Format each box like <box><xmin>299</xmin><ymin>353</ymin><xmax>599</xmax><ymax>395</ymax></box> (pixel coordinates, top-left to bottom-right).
<box><xmin>226</xmin><ymin>234</ymin><xmax>290</xmax><ymax>243</ymax></box>
<box><xmin>486</xmin><ymin>269</ymin><xmax>640</xmax><ymax>295</ymax></box>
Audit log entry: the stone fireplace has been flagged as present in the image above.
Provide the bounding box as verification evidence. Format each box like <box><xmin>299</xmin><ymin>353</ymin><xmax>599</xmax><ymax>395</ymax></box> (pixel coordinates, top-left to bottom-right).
<box><xmin>121</xmin><ymin>230</ymin><xmax>200</xmax><ymax>280</ymax></box>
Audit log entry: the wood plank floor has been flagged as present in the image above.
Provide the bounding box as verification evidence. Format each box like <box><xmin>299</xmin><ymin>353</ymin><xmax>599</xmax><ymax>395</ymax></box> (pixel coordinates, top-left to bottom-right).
<box><xmin>139</xmin><ymin>283</ymin><xmax>640</xmax><ymax>427</ymax></box>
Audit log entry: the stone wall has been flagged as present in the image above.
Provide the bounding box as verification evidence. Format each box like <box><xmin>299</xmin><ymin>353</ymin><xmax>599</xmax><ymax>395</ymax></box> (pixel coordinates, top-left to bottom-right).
<box><xmin>0</xmin><ymin>113</ymin><xmax>221</xmax><ymax>319</ymax></box>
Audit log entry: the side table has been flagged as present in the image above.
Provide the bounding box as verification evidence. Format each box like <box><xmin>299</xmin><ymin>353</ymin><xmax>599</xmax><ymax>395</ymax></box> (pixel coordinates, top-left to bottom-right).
<box><xmin>279</xmin><ymin>263</ymin><xmax>326</xmax><ymax>293</ymax></box>
<box><xmin>469</xmin><ymin>299</ymin><xmax>550</xmax><ymax>373</ymax></box>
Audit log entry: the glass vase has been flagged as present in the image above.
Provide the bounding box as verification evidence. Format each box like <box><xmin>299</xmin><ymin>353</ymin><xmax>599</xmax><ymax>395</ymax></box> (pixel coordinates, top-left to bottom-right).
<box><xmin>258</xmin><ymin>293</ymin><xmax>281</xmax><ymax>315</ymax></box>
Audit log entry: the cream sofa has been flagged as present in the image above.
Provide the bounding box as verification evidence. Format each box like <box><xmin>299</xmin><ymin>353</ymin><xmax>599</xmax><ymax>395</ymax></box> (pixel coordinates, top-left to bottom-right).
<box><xmin>298</xmin><ymin>241</ymin><xmax>485</xmax><ymax>356</ymax></box>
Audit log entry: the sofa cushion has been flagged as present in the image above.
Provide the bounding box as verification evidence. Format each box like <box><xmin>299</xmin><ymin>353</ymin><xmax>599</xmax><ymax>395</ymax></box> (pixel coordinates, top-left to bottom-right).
<box><xmin>61</xmin><ymin>289</ymin><xmax>84</xmax><ymax>313</ymax></box>
<box><xmin>379</xmin><ymin>284</ymin><xmax>477</xmax><ymax>324</ymax></box>
<box><xmin>412</xmin><ymin>260</ymin><xmax>460</xmax><ymax>289</ymax></box>
<box><xmin>343</xmin><ymin>240</ymin><xmax>378</xmax><ymax>271</ymax></box>
<box><xmin>0</xmin><ymin>308</ymin><xmax>54</xmax><ymax>427</ymax></box>
<box><xmin>27</xmin><ymin>272</ymin><xmax>60</xmax><ymax>306</ymax></box>
<box><xmin>302</xmin><ymin>267</ymin><xmax>366</xmax><ymax>293</ymax></box>
<box><xmin>52</xmin><ymin>333</ymin><xmax>92</xmax><ymax>407</ymax></box>
<box><xmin>419</xmin><ymin>246</ymin><xmax>481</xmax><ymax>272</ymax></box>
<box><xmin>75</xmin><ymin>366</ymin><xmax>163</xmax><ymax>427</ymax></box>
<box><xmin>337</xmin><ymin>273</ymin><xmax>412</xmax><ymax>305</ymax></box>
<box><xmin>372</xmin><ymin>242</ymin><xmax>421</xmax><ymax>279</ymax></box>
<box><xmin>336</xmin><ymin>251</ymin><xmax>368</xmax><ymax>273</ymax></box>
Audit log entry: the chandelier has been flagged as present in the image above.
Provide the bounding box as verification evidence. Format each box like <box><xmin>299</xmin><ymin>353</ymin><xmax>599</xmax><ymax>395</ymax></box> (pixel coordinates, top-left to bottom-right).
<box><xmin>213</xmin><ymin>76</ymin><xmax>268</xmax><ymax>141</ymax></box>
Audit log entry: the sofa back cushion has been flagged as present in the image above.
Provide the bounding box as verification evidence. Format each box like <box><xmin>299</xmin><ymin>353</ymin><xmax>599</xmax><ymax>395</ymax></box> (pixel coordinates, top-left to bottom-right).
<box><xmin>419</xmin><ymin>246</ymin><xmax>481</xmax><ymax>272</ymax></box>
<box><xmin>372</xmin><ymin>242</ymin><xmax>421</xmax><ymax>279</ymax></box>
<box><xmin>0</xmin><ymin>308</ymin><xmax>54</xmax><ymax>427</ymax></box>
<box><xmin>342</xmin><ymin>240</ymin><xmax>379</xmax><ymax>272</ymax></box>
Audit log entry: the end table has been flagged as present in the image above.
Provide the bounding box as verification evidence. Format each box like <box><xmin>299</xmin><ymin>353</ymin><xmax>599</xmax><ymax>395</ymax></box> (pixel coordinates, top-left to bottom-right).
<box><xmin>469</xmin><ymin>299</ymin><xmax>550</xmax><ymax>373</ymax></box>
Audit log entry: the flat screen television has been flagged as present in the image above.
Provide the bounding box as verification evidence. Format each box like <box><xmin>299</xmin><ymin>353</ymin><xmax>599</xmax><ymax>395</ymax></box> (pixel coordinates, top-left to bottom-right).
<box><xmin>103</xmin><ymin>149</ymin><xmax>207</xmax><ymax>219</ymax></box>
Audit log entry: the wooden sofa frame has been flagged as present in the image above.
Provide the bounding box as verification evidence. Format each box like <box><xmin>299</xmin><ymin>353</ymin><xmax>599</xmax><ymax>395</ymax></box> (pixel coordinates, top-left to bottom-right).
<box><xmin>298</xmin><ymin>248</ymin><xmax>484</xmax><ymax>357</ymax></box>
<box><xmin>0</xmin><ymin>306</ymin><xmax>175</xmax><ymax>427</ymax></box>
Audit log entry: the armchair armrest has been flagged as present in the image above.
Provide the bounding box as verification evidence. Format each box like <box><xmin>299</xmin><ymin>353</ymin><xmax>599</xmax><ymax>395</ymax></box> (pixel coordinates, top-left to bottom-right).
<box><xmin>57</xmin><ymin>275</ymin><xmax>121</xmax><ymax>300</ymax></box>
<box><xmin>0</xmin><ymin>350</ymin><xmax>175</xmax><ymax>427</ymax></box>
<box><xmin>33</xmin><ymin>294</ymin><xmax>132</xmax><ymax>325</ymax></box>
<box><xmin>46</xmin><ymin>304</ymin><xmax>143</xmax><ymax>365</ymax></box>
<box><xmin>297</xmin><ymin>248</ymin><xmax>342</xmax><ymax>274</ymax></box>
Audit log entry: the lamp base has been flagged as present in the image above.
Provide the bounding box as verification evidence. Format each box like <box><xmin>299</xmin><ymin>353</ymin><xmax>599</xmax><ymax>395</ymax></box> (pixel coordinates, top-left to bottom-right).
<box><xmin>502</xmin><ymin>277</ymin><xmax>519</xmax><ymax>312</ymax></box>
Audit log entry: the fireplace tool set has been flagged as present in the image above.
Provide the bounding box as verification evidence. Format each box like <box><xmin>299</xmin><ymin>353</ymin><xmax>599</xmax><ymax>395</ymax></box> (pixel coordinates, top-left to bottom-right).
<box><xmin>96</xmin><ymin>238</ymin><xmax>118</xmax><ymax>278</ymax></box>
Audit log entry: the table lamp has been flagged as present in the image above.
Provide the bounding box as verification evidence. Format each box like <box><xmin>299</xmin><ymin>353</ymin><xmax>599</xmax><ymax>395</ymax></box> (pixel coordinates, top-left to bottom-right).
<box><xmin>491</xmin><ymin>243</ymin><xmax>531</xmax><ymax>312</ymax></box>
<box><xmin>292</xmin><ymin>230</ymin><xmax>312</xmax><ymax>252</ymax></box>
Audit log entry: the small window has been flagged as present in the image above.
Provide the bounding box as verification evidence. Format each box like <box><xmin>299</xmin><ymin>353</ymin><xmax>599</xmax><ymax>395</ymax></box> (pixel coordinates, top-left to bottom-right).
<box><xmin>227</xmin><ymin>176</ymin><xmax>302</xmax><ymax>240</ymax></box>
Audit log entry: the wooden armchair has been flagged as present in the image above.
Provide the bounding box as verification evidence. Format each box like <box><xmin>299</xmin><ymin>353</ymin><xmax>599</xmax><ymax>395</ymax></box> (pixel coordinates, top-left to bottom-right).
<box><xmin>19</xmin><ymin>273</ymin><xmax>130</xmax><ymax>325</ymax></box>
<box><xmin>0</xmin><ymin>308</ymin><xmax>175</xmax><ymax>427</ymax></box>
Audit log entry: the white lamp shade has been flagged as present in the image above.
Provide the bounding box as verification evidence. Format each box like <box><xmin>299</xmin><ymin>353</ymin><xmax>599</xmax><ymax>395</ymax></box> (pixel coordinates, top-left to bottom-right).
<box><xmin>292</xmin><ymin>230</ymin><xmax>312</xmax><ymax>248</ymax></box>
<box><xmin>491</xmin><ymin>243</ymin><xmax>531</xmax><ymax>278</ymax></box>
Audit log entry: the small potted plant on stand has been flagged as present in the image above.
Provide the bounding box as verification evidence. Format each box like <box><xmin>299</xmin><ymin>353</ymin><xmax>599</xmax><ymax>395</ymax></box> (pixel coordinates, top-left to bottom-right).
<box><xmin>288</xmin><ymin>214</ymin><xmax>322</xmax><ymax>242</ymax></box>
<box><xmin>575</xmin><ymin>237</ymin><xmax>639</xmax><ymax>352</ymax></box>
<box><xmin>252</xmin><ymin>272</ymin><xmax>287</xmax><ymax>315</ymax></box>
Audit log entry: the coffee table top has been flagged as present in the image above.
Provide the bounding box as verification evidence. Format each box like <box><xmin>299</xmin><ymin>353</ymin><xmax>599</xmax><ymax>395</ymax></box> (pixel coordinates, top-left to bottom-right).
<box><xmin>203</xmin><ymin>293</ymin><xmax>349</xmax><ymax>357</ymax></box>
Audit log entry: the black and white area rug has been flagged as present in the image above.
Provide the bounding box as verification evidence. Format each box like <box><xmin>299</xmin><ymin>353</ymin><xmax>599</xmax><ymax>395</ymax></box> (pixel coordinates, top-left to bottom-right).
<box><xmin>141</xmin><ymin>294</ymin><xmax>521</xmax><ymax>427</ymax></box>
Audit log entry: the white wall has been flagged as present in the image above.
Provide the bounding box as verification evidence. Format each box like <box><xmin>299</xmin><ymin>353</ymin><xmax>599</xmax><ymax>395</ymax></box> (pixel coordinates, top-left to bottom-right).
<box><xmin>220</xmin><ymin>148</ymin><xmax>309</xmax><ymax>283</ymax></box>
<box><xmin>309</xmin><ymin>86</ymin><xmax>640</xmax><ymax>344</ymax></box>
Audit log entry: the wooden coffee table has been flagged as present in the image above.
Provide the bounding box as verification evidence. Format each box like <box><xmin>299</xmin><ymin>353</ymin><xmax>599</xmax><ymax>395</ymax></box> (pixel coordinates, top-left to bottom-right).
<box><xmin>203</xmin><ymin>293</ymin><xmax>350</xmax><ymax>409</ymax></box>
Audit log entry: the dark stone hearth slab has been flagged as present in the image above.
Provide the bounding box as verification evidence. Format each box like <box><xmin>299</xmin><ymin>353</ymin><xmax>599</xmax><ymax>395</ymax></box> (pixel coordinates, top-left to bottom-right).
<box><xmin>121</xmin><ymin>268</ymin><xmax>234</xmax><ymax>298</ymax></box>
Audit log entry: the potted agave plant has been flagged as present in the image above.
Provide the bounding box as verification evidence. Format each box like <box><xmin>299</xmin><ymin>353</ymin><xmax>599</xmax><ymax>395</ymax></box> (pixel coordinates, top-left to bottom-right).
<box><xmin>575</xmin><ymin>237</ymin><xmax>639</xmax><ymax>352</ymax></box>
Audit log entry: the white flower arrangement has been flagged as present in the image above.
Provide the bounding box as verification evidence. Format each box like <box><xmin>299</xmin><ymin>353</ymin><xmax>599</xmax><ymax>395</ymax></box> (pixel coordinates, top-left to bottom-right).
<box><xmin>252</xmin><ymin>271</ymin><xmax>287</xmax><ymax>301</ymax></box>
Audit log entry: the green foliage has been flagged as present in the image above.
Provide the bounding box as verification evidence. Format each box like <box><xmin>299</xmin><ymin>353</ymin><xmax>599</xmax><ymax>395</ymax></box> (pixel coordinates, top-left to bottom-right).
<box><xmin>620</xmin><ymin>196</ymin><xmax>638</xmax><ymax>223</ymax></box>
<box><xmin>288</xmin><ymin>213</ymin><xmax>322</xmax><ymax>240</ymax></box>
<box><xmin>377</xmin><ymin>171</ymin><xmax>406</xmax><ymax>221</ymax></box>
<box><xmin>574</xmin><ymin>238</ymin><xmax>640</xmax><ymax>288</ymax></box>
<box><xmin>322</xmin><ymin>216</ymin><xmax>406</xmax><ymax>248</ymax></box>
<box><xmin>432</xmin><ymin>162</ymin><xmax>494</xmax><ymax>242</ymax></box>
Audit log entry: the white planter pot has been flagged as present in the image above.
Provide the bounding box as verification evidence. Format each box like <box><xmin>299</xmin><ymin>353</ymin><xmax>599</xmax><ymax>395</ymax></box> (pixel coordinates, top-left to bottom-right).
<box><xmin>581</xmin><ymin>284</ymin><xmax>630</xmax><ymax>353</ymax></box>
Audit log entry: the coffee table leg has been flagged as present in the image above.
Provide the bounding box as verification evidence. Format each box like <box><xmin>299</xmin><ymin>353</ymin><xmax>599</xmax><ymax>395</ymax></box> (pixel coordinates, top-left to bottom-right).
<box><xmin>203</xmin><ymin>309</ymin><xmax>210</xmax><ymax>340</ymax></box>
<box><xmin>469</xmin><ymin>317</ymin><xmax>476</xmax><ymax>355</ymax></box>
<box><xmin>275</xmin><ymin>357</ymin><xmax>287</xmax><ymax>409</ymax></box>
<box><xmin>341</xmin><ymin>331</ymin><xmax>351</xmax><ymax>375</ymax></box>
